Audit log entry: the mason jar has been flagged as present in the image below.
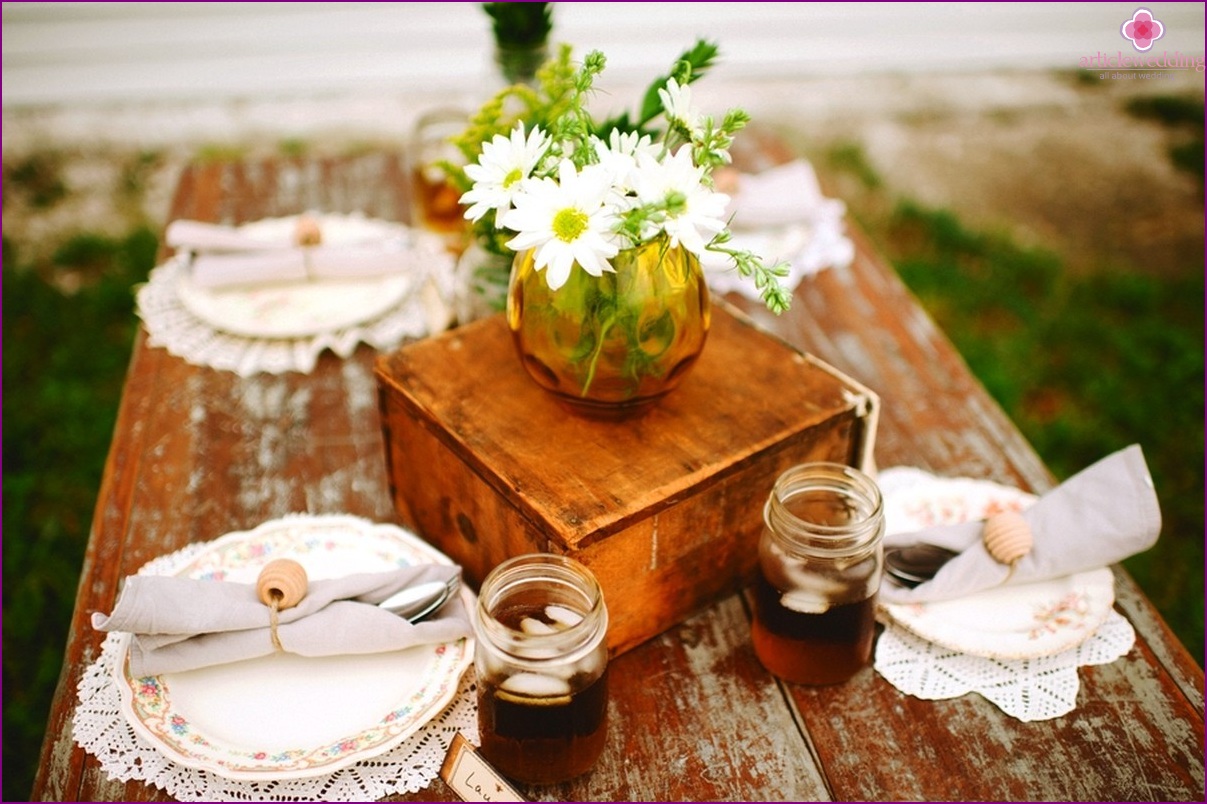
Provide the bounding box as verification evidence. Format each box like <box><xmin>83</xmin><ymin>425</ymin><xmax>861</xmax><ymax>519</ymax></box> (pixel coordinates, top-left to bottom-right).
<box><xmin>473</xmin><ymin>554</ymin><xmax>609</xmax><ymax>784</ymax></box>
<box><xmin>750</xmin><ymin>462</ymin><xmax>885</xmax><ymax>685</ymax></box>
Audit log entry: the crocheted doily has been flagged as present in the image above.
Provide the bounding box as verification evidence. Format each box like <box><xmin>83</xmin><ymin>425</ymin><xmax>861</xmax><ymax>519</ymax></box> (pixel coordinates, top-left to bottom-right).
<box><xmin>876</xmin><ymin>610</ymin><xmax>1134</xmax><ymax>721</ymax></box>
<box><xmin>872</xmin><ymin>467</ymin><xmax>1136</xmax><ymax>721</ymax></box>
<box><xmin>136</xmin><ymin>218</ymin><xmax>456</xmax><ymax>377</ymax></box>
<box><xmin>71</xmin><ymin>531</ymin><xmax>479</xmax><ymax>801</ymax></box>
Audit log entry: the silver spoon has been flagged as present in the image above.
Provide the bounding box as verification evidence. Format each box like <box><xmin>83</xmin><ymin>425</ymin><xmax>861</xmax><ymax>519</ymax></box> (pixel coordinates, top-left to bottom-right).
<box><xmin>378</xmin><ymin>576</ymin><xmax>460</xmax><ymax>623</ymax></box>
<box><xmin>884</xmin><ymin>544</ymin><xmax>960</xmax><ymax>588</ymax></box>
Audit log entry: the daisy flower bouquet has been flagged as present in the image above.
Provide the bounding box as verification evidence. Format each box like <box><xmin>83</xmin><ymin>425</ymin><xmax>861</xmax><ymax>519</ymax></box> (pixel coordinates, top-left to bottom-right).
<box><xmin>447</xmin><ymin>42</ymin><xmax>791</xmax><ymax>417</ymax></box>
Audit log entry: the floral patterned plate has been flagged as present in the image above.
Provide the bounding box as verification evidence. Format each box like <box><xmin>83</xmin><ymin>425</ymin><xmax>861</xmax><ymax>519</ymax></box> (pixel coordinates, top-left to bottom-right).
<box><xmin>876</xmin><ymin>468</ymin><xmax>1117</xmax><ymax>660</ymax></box>
<box><xmin>110</xmin><ymin>514</ymin><xmax>474</xmax><ymax>781</ymax></box>
<box><xmin>879</xmin><ymin>567</ymin><xmax>1116</xmax><ymax>660</ymax></box>
<box><xmin>174</xmin><ymin>214</ymin><xmax>415</xmax><ymax>339</ymax></box>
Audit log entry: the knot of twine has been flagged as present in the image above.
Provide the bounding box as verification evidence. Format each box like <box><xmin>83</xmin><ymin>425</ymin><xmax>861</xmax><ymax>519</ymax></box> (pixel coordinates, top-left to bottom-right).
<box><xmin>255</xmin><ymin>558</ymin><xmax>308</xmax><ymax>654</ymax></box>
<box><xmin>268</xmin><ymin>593</ymin><xmax>285</xmax><ymax>653</ymax></box>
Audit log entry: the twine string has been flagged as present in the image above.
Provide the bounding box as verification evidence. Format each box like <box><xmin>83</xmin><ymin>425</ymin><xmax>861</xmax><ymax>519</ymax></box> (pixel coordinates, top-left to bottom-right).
<box><xmin>269</xmin><ymin>592</ymin><xmax>285</xmax><ymax>652</ymax></box>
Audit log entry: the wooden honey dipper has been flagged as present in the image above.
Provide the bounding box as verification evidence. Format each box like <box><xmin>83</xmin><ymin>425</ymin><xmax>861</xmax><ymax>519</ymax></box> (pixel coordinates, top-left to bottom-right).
<box><xmin>256</xmin><ymin>558</ymin><xmax>308</xmax><ymax>652</ymax></box>
<box><xmin>981</xmin><ymin>511</ymin><xmax>1033</xmax><ymax>582</ymax></box>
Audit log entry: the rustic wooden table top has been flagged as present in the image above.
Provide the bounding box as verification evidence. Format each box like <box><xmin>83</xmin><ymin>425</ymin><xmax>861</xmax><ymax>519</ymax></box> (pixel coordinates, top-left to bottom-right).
<box><xmin>33</xmin><ymin>137</ymin><xmax>1204</xmax><ymax>802</ymax></box>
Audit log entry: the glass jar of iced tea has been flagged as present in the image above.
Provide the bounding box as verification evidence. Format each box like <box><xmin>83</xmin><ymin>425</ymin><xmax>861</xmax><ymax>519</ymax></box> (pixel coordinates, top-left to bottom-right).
<box><xmin>408</xmin><ymin>106</ymin><xmax>470</xmax><ymax>251</ymax></box>
<box><xmin>473</xmin><ymin>554</ymin><xmax>609</xmax><ymax>785</ymax></box>
<box><xmin>751</xmin><ymin>462</ymin><xmax>885</xmax><ymax>685</ymax></box>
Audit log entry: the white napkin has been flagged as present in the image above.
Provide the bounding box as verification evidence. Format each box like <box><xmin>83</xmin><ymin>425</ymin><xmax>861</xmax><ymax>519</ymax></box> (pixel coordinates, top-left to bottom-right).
<box><xmin>878</xmin><ymin>444</ymin><xmax>1161</xmax><ymax>604</ymax></box>
<box><xmin>724</xmin><ymin>159</ymin><xmax>842</xmax><ymax>228</ymax></box>
<box><xmin>92</xmin><ymin>564</ymin><xmax>471</xmax><ymax>676</ymax></box>
<box><xmin>166</xmin><ymin>219</ymin><xmax>413</xmax><ymax>289</ymax></box>
<box><xmin>700</xmin><ymin>160</ymin><xmax>855</xmax><ymax>299</ymax></box>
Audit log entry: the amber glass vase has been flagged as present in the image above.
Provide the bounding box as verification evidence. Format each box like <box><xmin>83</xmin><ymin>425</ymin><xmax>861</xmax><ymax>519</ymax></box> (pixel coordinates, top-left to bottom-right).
<box><xmin>506</xmin><ymin>236</ymin><xmax>711</xmax><ymax>420</ymax></box>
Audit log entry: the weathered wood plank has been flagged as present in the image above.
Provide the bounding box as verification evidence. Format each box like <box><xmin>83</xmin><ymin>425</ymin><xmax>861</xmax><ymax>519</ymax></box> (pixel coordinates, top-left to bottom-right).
<box><xmin>527</xmin><ymin>597</ymin><xmax>830</xmax><ymax>802</ymax></box>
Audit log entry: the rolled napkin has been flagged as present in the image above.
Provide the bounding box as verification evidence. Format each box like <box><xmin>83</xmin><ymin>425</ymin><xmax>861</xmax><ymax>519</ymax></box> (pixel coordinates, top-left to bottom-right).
<box><xmin>92</xmin><ymin>564</ymin><xmax>471</xmax><ymax>676</ymax></box>
<box><xmin>166</xmin><ymin>218</ymin><xmax>413</xmax><ymax>289</ymax></box>
<box><xmin>879</xmin><ymin>444</ymin><xmax>1161</xmax><ymax>604</ymax></box>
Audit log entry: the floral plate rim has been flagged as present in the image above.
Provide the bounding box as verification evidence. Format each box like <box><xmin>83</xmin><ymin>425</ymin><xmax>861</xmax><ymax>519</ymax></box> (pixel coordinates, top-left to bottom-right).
<box><xmin>875</xmin><ymin>468</ymin><xmax>1117</xmax><ymax>660</ymax></box>
<box><xmin>879</xmin><ymin>567</ymin><xmax>1117</xmax><ymax>660</ymax></box>
<box><xmin>110</xmin><ymin>514</ymin><xmax>474</xmax><ymax>781</ymax></box>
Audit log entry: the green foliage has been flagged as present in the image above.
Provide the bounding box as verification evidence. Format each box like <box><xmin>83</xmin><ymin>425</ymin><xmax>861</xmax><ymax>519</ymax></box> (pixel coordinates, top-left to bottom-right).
<box><xmin>2</xmin><ymin>227</ymin><xmax>156</xmax><ymax>801</ymax></box>
<box><xmin>883</xmin><ymin>201</ymin><xmax>1205</xmax><ymax>663</ymax></box>
<box><xmin>448</xmin><ymin>38</ymin><xmax>789</xmax><ymax>314</ymax></box>
<box><xmin>1123</xmin><ymin>93</ymin><xmax>1205</xmax><ymax>187</ymax></box>
<box><xmin>3</xmin><ymin>151</ymin><xmax>68</xmax><ymax>208</ymax></box>
<box><xmin>1170</xmin><ymin>139</ymin><xmax>1205</xmax><ymax>184</ymax></box>
<box><xmin>444</xmin><ymin>43</ymin><xmax>587</xmax><ymax>259</ymax></box>
<box><xmin>824</xmin><ymin>142</ymin><xmax>882</xmax><ymax>190</ymax></box>
<box><xmin>1123</xmin><ymin>93</ymin><xmax>1205</xmax><ymax>127</ymax></box>
<box><xmin>446</xmin><ymin>39</ymin><xmax>723</xmax><ymax>196</ymax></box>
<box><xmin>277</xmin><ymin>137</ymin><xmax>311</xmax><ymax>158</ymax></box>
<box><xmin>483</xmin><ymin>1</ymin><xmax>552</xmax><ymax>48</ymax></box>
<box><xmin>118</xmin><ymin>150</ymin><xmax>164</xmax><ymax>201</ymax></box>
<box><xmin>596</xmin><ymin>39</ymin><xmax>720</xmax><ymax>135</ymax></box>
<box><xmin>447</xmin><ymin>43</ymin><xmax>579</xmax><ymax>189</ymax></box>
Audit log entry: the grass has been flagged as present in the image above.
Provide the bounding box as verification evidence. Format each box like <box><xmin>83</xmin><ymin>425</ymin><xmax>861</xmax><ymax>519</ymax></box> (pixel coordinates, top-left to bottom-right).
<box><xmin>2</xmin><ymin>90</ymin><xmax>1203</xmax><ymax>802</ymax></box>
<box><xmin>1123</xmin><ymin>93</ymin><xmax>1205</xmax><ymax>187</ymax></box>
<box><xmin>3</xmin><ymin>229</ymin><xmax>157</xmax><ymax>801</ymax></box>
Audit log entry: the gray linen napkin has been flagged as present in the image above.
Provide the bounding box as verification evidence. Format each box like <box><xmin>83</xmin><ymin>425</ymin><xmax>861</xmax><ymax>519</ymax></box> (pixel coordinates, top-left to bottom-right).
<box><xmin>92</xmin><ymin>564</ymin><xmax>471</xmax><ymax>676</ymax></box>
<box><xmin>879</xmin><ymin>444</ymin><xmax>1161</xmax><ymax>604</ymax></box>
<box><xmin>166</xmin><ymin>219</ymin><xmax>410</xmax><ymax>289</ymax></box>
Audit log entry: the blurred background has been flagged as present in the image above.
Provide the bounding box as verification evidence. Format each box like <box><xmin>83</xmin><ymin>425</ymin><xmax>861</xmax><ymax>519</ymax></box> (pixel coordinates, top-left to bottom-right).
<box><xmin>4</xmin><ymin>3</ymin><xmax>1203</xmax><ymax>800</ymax></box>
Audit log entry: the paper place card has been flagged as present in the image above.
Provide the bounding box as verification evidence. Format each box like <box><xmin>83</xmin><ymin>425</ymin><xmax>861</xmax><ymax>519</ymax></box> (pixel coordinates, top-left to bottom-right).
<box><xmin>440</xmin><ymin>733</ymin><xmax>526</xmax><ymax>802</ymax></box>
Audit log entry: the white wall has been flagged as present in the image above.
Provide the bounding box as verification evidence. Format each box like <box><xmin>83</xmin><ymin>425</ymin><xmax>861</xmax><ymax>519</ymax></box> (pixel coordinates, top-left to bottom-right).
<box><xmin>4</xmin><ymin>2</ymin><xmax>1204</xmax><ymax>108</ymax></box>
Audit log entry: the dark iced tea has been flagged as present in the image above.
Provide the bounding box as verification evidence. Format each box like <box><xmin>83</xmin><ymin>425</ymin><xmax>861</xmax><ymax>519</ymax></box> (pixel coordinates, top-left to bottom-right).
<box><xmin>412</xmin><ymin>168</ymin><xmax>466</xmax><ymax>235</ymax></box>
<box><xmin>477</xmin><ymin>603</ymin><xmax>608</xmax><ymax>784</ymax></box>
<box><xmin>750</xmin><ymin>570</ymin><xmax>877</xmax><ymax>685</ymax></box>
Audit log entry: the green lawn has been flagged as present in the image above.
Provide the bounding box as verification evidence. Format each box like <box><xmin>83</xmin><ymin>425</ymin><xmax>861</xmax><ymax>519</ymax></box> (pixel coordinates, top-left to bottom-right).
<box><xmin>3</xmin><ymin>228</ymin><xmax>156</xmax><ymax>801</ymax></box>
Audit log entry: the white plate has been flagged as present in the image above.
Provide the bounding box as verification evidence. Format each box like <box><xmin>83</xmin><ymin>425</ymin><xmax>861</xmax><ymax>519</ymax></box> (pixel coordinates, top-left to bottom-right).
<box><xmin>112</xmin><ymin>515</ymin><xmax>473</xmax><ymax>781</ymax></box>
<box><xmin>174</xmin><ymin>214</ymin><xmax>413</xmax><ymax>339</ymax></box>
<box><xmin>880</xmin><ymin>567</ymin><xmax>1116</xmax><ymax>660</ymax></box>
<box><xmin>877</xmin><ymin>469</ymin><xmax>1116</xmax><ymax>659</ymax></box>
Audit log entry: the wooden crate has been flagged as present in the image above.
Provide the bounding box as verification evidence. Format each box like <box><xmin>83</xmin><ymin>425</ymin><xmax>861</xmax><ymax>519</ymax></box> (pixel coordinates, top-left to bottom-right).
<box><xmin>375</xmin><ymin>303</ymin><xmax>879</xmax><ymax>655</ymax></box>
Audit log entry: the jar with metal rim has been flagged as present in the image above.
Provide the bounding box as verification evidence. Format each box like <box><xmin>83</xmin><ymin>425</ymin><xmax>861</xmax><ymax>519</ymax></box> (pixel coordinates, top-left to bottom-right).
<box><xmin>750</xmin><ymin>462</ymin><xmax>885</xmax><ymax>685</ymax></box>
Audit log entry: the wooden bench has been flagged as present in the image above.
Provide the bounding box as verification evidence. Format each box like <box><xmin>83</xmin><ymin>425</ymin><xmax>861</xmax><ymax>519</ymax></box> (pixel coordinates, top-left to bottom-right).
<box><xmin>32</xmin><ymin>139</ymin><xmax>1204</xmax><ymax>802</ymax></box>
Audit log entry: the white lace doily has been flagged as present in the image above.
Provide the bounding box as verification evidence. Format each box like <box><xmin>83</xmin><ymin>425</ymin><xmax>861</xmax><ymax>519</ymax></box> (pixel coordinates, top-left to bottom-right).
<box><xmin>71</xmin><ymin>533</ymin><xmax>479</xmax><ymax>801</ymax></box>
<box><xmin>876</xmin><ymin>612</ymin><xmax>1134</xmax><ymax>722</ymax></box>
<box><xmin>872</xmin><ymin>467</ymin><xmax>1137</xmax><ymax>721</ymax></box>
<box><xmin>136</xmin><ymin>219</ymin><xmax>457</xmax><ymax>377</ymax></box>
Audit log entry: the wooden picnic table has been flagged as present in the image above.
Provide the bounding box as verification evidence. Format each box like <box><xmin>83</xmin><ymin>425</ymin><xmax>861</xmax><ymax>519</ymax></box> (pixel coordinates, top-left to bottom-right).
<box><xmin>32</xmin><ymin>131</ymin><xmax>1204</xmax><ymax>802</ymax></box>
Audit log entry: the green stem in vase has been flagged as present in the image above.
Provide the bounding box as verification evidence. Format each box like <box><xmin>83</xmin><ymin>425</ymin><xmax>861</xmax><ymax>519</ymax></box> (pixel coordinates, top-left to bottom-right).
<box><xmin>580</xmin><ymin>310</ymin><xmax>616</xmax><ymax>398</ymax></box>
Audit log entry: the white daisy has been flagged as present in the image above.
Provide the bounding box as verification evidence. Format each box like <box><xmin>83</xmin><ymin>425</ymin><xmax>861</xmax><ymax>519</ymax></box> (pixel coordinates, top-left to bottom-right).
<box><xmin>592</xmin><ymin>129</ymin><xmax>659</xmax><ymax>191</ymax></box>
<box><xmin>500</xmin><ymin>159</ymin><xmax>621</xmax><ymax>290</ymax></box>
<box><xmin>459</xmin><ymin>122</ymin><xmax>551</xmax><ymax>222</ymax></box>
<box><xmin>657</xmin><ymin>77</ymin><xmax>699</xmax><ymax>131</ymax></box>
<box><xmin>632</xmin><ymin>147</ymin><xmax>729</xmax><ymax>256</ymax></box>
